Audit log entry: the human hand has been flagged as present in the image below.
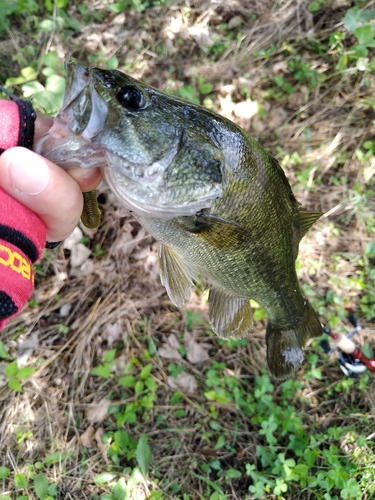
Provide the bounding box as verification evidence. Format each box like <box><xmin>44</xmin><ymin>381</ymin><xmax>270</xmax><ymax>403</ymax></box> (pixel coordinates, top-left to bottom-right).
<box><xmin>0</xmin><ymin>115</ymin><xmax>103</xmax><ymax>243</ymax></box>
<box><xmin>0</xmin><ymin>113</ymin><xmax>103</xmax><ymax>329</ymax></box>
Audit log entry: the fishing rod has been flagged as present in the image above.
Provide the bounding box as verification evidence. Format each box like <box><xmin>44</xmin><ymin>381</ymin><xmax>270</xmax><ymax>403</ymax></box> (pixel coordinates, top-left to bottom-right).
<box><xmin>321</xmin><ymin>313</ymin><xmax>375</xmax><ymax>377</ymax></box>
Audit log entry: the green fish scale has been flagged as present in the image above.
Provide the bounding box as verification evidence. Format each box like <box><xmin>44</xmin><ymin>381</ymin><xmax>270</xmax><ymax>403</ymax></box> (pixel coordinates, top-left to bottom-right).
<box><xmin>137</xmin><ymin>131</ymin><xmax>306</xmax><ymax>329</ymax></box>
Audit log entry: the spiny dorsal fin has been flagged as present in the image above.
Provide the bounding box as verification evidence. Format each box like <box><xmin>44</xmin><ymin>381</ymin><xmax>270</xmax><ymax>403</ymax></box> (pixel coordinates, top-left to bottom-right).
<box><xmin>158</xmin><ymin>244</ymin><xmax>193</xmax><ymax>307</ymax></box>
<box><xmin>208</xmin><ymin>288</ymin><xmax>253</xmax><ymax>339</ymax></box>
<box><xmin>298</xmin><ymin>206</ymin><xmax>322</xmax><ymax>239</ymax></box>
<box><xmin>184</xmin><ymin>212</ymin><xmax>246</xmax><ymax>250</ymax></box>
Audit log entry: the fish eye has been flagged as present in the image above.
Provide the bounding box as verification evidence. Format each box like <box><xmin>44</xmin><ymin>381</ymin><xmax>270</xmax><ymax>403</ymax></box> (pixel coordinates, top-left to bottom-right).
<box><xmin>116</xmin><ymin>85</ymin><xmax>148</xmax><ymax>110</ymax></box>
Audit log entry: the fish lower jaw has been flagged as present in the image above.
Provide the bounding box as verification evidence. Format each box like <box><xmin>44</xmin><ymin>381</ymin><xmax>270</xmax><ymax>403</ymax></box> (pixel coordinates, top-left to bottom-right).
<box><xmin>102</xmin><ymin>168</ymin><xmax>218</xmax><ymax>219</ymax></box>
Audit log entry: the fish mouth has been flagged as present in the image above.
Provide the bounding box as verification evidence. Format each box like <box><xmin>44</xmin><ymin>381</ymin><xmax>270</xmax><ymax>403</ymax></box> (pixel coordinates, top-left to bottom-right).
<box><xmin>34</xmin><ymin>62</ymin><xmax>109</xmax><ymax>169</ymax></box>
<box><xmin>62</xmin><ymin>62</ymin><xmax>90</xmax><ymax>110</ymax></box>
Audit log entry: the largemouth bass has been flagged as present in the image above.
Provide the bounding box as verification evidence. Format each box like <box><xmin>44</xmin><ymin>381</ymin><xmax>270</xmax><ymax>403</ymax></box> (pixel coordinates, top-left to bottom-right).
<box><xmin>34</xmin><ymin>62</ymin><xmax>323</xmax><ymax>379</ymax></box>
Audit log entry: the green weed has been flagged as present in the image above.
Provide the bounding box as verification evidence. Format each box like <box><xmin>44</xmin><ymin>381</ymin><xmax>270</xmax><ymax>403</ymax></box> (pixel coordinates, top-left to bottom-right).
<box><xmin>3</xmin><ymin>360</ymin><xmax>35</xmax><ymax>392</ymax></box>
<box><xmin>334</xmin><ymin>7</ymin><xmax>375</xmax><ymax>71</ymax></box>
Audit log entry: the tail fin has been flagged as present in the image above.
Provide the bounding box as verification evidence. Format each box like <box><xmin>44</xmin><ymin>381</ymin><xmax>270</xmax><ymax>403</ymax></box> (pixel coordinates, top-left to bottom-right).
<box><xmin>266</xmin><ymin>301</ymin><xmax>322</xmax><ymax>380</ymax></box>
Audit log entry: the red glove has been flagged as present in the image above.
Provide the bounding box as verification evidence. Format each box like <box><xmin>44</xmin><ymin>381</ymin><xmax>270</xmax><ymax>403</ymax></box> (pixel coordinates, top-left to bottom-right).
<box><xmin>0</xmin><ymin>99</ymin><xmax>47</xmax><ymax>330</ymax></box>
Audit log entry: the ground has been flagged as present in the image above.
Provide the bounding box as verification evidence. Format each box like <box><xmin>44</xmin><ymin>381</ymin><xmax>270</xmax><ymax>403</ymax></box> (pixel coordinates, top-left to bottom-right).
<box><xmin>0</xmin><ymin>1</ymin><xmax>375</xmax><ymax>499</ymax></box>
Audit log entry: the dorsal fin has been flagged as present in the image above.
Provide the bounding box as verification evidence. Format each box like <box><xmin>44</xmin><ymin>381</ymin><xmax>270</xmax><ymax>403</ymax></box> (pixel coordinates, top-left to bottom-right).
<box><xmin>208</xmin><ymin>288</ymin><xmax>253</xmax><ymax>339</ymax></box>
<box><xmin>298</xmin><ymin>206</ymin><xmax>322</xmax><ymax>239</ymax></box>
<box><xmin>158</xmin><ymin>244</ymin><xmax>193</xmax><ymax>307</ymax></box>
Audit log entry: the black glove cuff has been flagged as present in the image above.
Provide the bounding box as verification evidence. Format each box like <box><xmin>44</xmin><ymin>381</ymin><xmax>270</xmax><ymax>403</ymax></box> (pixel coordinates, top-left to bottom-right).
<box><xmin>16</xmin><ymin>98</ymin><xmax>36</xmax><ymax>150</ymax></box>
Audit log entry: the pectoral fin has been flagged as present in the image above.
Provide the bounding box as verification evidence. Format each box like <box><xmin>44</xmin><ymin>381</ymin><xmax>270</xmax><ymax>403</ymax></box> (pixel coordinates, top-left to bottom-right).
<box><xmin>158</xmin><ymin>244</ymin><xmax>193</xmax><ymax>307</ymax></box>
<box><xmin>208</xmin><ymin>288</ymin><xmax>253</xmax><ymax>339</ymax></box>
<box><xmin>185</xmin><ymin>212</ymin><xmax>246</xmax><ymax>250</ymax></box>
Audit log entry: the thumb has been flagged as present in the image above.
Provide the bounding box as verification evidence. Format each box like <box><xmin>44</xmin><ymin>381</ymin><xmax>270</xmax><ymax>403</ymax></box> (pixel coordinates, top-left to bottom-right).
<box><xmin>0</xmin><ymin>147</ymin><xmax>84</xmax><ymax>242</ymax></box>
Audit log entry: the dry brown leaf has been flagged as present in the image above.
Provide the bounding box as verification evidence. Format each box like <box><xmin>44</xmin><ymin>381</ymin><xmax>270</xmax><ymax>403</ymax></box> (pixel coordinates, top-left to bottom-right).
<box><xmin>167</xmin><ymin>372</ymin><xmax>197</xmax><ymax>394</ymax></box>
<box><xmin>196</xmin><ymin>447</ymin><xmax>218</xmax><ymax>458</ymax></box>
<box><xmin>233</xmin><ymin>100</ymin><xmax>258</xmax><ymax>120</ymax></box>
<box><xmin>157</xmin><ymin>334</ymin><xmax>182</xmax><ymax>360</ymax></box>
<box><xmin>218</xmin><ymin>93</ymin><xmax>235</xmax><ymax>119</ymax></box>
<box><xmin>219</xmin><ymin>84</ymin><xmax>235</xmax><ymax>97</ymax></box>
<box><xmin>105</xmin><ymin>321</ymin><xmax>124</xmax><ymax>347</ymax></box>
<box><xmin>85</xmin><ymin>398</ymin><xmax>111</xmax><ymax>424</ymax></box>
<box><xmin>70</xmin><ymin>244</ymin><xmax>92</xmax><ymax>267</ymax></box>
<box><xmin>17</xmin><ymin>331</ymin><xmax>39</xmax><ymax>359</ymax></box>
<box><xmin>187</xmin><ymin>24</ymin><xmax>212</xmax><ymax>48</ymax></box>
<box><xmin>59</xmin><ymin>303</ymin><xmax>72</xmax><ymax>317</ymax></box>
<box><xmin>80</xmin><ymin>425</ymin><xmax>95</xmax><ymax>448</ymax></box>
<box><xmin>94</xmin><ymin>427</ymin><xmax>109</xmax><ymax>464</ymax></box>
<box><xmin>227</xmin><ymin>16</ymin><xmax>242</xmax><ymax>30</ymax></box>
<box><xmin>115</xmin><ymin>222</ymin><xmax>137</xmax><ymax>256</ymax></box>
<box><xmin>63</xmin><ymin>226</ymin><xmax>91</xmax><ymax>267</ymax></box>
<box><xmin>272</xmin><ymin>61</ymin><xmax>288</xmax><ymax>74</ymax></box>
<box><xmin>329</xmin><ymin>0</ymin><xmax>350</xmax><ymax>9</ymax></box>
<box><xmin>267</xmin><ymin>107</ymin><xmax>287</xmax><ymax>130</ymax></box>
<box><xmin>251</xmin><ymin>116</ymin><xmax>266</xmax><ymax>133</ymax></box>
<box><xmin>184</xmin><ymin>332</ymin><xmax>210</xmax><ymax>364</ymax></box>
<box><xmin>63</xmin><ymin>226</ymin><xmax>83</xmax><ymax>250</ymax></box>
<box><xmin>80</xmin><ymin>259</ymin><xmax>95</xmax><ymax>275</ymax></box>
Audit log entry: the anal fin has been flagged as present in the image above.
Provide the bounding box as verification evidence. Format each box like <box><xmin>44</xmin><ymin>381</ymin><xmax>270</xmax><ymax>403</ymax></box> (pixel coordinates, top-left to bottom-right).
<box><xmin>208</xmin><ymin>288</ymin><xmax>253</xmax><ymax>339</ymax></box>
<box><xmin>158</xmin><ymin>244</ymin><xmax>193</xmax><ymax>307</ymax></box>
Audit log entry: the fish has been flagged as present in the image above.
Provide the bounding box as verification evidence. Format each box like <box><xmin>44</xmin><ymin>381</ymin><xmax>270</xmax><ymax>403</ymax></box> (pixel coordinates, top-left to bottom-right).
<box><xmin>34</xmin><ymin>61</ymin><xmax>323</xmax><ymax>379</ymax></box>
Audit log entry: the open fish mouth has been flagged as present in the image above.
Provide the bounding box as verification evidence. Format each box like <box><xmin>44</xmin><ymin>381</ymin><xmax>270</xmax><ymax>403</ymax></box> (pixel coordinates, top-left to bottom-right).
<box><xmin>33</xmin><ymin>63</ymin><xmax>109</xmax><ymax>170</ymax></box>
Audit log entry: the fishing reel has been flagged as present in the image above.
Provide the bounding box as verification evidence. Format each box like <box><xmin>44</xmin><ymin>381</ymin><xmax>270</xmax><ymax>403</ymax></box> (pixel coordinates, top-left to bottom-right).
<box><xmin>321</xmin><ymin>314</ymin><xmax>375</xmax><ymax>377</ymax></box>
